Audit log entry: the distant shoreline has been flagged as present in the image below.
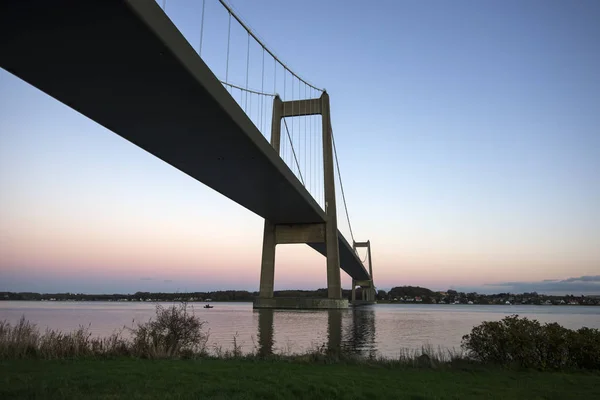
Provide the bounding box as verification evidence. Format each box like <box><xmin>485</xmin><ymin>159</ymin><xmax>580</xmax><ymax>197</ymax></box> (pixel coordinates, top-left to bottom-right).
<box><xmin>1</xmin><ymin>298</ymin><xmax>599</xmax><ymax>307</ymax></box>
<box><xmin>2</xmin><ymin>287</ymin><xmax>599</xmax><ymax>306</ymax></box>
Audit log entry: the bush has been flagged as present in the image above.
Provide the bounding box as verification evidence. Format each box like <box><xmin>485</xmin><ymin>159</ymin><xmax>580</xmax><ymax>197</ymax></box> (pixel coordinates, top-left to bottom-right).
<box><xmin>461</xmin><ymin>315</ymin><xmax>600</xmax><ymax>370</ymax></box>
<box><xmin>130</xmin><ymin>302</ymin><xmax>208</xmax><ymax>358</ymax></box>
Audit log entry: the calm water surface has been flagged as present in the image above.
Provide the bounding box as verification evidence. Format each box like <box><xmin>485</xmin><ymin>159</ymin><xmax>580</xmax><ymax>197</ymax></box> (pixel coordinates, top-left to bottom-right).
<box><xmin>1</xmin><ymin>302</ymin><xmax>599</xmax><ymax>358</ymax></box>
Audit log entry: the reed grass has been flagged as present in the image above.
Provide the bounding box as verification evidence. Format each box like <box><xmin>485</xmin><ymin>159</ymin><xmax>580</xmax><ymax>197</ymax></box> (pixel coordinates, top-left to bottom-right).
<box><xmin>1</xmin><ymin>314</ymin><xmax>469</xmax><ymax>367</ymax></box>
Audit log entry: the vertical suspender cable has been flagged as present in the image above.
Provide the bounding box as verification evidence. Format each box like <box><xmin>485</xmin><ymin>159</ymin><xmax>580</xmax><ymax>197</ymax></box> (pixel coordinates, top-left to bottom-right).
<box><xmin>226</xmin><ymin>12</ymin><xmax>231</xmax><ymax>83</ymax></box>
<box><xmin>309</xmin><ymin>87</ymin><xmax>312</xmax><ymax>197</ymax></box>
<box><xmin>199</xmin><ymin>0</ymin><xmax>206</xmax><ymax>56</ymax></box>
<box><xmin>245</xmin><ymin>32</ymin><xmax>250</xmax><ymax>112</ymax></box>
<box><xmin>261</xmin><ymin>48</ymin><xmax>265</xmax><ymax>135</ymax></box>
<box><xmin>304</xmin><ymin>83</ymin><xmax>307</xmax><ymax>188</ymax></box>
<box><xmin>271</xmin><ymin>58</ymin><xmax>281</xmax><ymax>145</ymax></box>
<box><xmin>291</xmin><ymin>76</ymin><xmax>295</xmax><ymax>176</ymax></box>
<box><xmin>314</xmin><ymin>88</ymin><xmax>317</xmax><ymax>205</ymax></box>
<box><xmin>283</xmin><ymin>69</ymin><xmax>287</xmax><ymax>163</ymax></box>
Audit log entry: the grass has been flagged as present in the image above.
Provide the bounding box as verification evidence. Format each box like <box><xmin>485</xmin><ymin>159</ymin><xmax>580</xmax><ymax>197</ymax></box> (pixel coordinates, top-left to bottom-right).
<box><xmin>2</xmin><ymin>309</ymin><xmax>599</xmax><ymax>398</ymax></box>
<box><xmin>1</xmin><ymin>358</ymin><xmax>599</xmax><ymax>399</ymax></box>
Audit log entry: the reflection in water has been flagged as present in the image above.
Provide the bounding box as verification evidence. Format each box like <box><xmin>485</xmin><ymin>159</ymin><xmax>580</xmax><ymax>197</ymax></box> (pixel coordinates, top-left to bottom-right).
<box><xmin>327</xmin><ymin>309</ymin><xmax>342</xmax><ymax>354</ymax></box>
<box><xmin>257</xmin><ymin>309</ymin><xmax>274</xmax><ymax>356</ymax></box>
<box><xmin>6</xmin><ymin>302</ymin><xmax>597</xmax><ymax>357</ymax></box>
<box><xmin>343</xmin><ymin>307</ymin><xmax>376</xmax><ymax>357</ymax></box>
<box><xmin>256</xmin><ymin>307</ymin><xmax>376</xmax><ymax>357</ymax></box>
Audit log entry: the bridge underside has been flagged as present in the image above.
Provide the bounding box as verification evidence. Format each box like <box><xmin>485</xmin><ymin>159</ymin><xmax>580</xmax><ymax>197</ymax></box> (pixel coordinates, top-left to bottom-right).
<box><xmin>0</xmin><ymin>0</ymin><xmax>370</xmax><ymax>281</ymax></box>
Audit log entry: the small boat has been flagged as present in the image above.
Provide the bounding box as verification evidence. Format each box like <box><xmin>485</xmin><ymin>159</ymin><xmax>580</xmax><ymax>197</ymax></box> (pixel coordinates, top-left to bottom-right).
<box><xmin>203</xmin><ymin>304</ymin><xmax>213</xmax><ymax>309</ymax></box>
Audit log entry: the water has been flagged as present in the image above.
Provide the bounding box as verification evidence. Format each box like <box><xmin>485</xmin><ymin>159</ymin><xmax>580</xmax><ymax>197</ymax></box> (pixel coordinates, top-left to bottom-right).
<box><xmin>1</xmin><ymin>302</ymin><xmax>599</xmax><ymax>358</ymax></box>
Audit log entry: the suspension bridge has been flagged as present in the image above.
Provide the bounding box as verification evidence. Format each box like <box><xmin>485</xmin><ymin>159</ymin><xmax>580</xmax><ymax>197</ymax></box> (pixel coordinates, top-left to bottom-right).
<box><xmin>0</xmin><ymin>0</ymin><xmax>375</xmax><ymax>308</ymax></box>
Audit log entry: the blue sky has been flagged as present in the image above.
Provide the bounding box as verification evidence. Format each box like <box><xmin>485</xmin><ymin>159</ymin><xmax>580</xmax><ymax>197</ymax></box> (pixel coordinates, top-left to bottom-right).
<box><xmin>1</xmin><ymin>0</ymin><xmax>599</xmax><ymax>295</ymax></box>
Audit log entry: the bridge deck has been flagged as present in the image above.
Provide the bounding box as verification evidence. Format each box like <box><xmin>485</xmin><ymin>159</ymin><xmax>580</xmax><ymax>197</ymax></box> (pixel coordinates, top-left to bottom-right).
<box><xmin>0</xmin><ymin>0</ymin><xmax>370</xmax><ymax>281</ymax></box>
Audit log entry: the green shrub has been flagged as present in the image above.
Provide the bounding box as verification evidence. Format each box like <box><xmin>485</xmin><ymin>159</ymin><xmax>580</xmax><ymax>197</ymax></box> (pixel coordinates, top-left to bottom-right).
<box><xmin>461</xmin><ymin>315</ymin><xmax>600</xmax><ymax>370</ymax></box>
<box><xmin>130</xmin><ymin>302</ymin><xmax>208</xmax><ymax>358</ymax></box>
<box><xmin>569</xmin><ymin>327</ymin><xmax>600</xmax><ymax>370</ymax></box>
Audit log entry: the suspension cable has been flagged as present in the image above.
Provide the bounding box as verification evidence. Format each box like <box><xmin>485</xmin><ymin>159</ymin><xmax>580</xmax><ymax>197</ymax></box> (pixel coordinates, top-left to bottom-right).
<box><xmin>358</xmin><ymin>248</ymin><xmax>369</xmax><ymax>264</ymax></box>
<box><xmin>217</xmin><ymin>0</ymin><xmax>323</xmax><ymax>92</ymax></box>
<box><xmin>220</xmin><ymin>81</ymin><xmax>275</xmax><ymax>97</ymax></box>
<box><xmin>331</xmin><ymin>130</ymin><xmax>356</xmax><ymax>245</ymax></box>
<box><xmin>283</xmin><ymin>119</ymin><xmax>305</xmax><ymax>186</ymax></box>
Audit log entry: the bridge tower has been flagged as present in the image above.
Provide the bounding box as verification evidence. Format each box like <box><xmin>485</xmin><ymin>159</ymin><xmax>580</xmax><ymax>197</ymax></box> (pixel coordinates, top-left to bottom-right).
<box><xmin>351</xmin><ymin>240</ymin><xmax>376</xmax><ymax>304</ymax></box>
<box><xmin>254</xmin><ymin>92</ymin><xmax>346</xmax><ymax>309</ymax></box>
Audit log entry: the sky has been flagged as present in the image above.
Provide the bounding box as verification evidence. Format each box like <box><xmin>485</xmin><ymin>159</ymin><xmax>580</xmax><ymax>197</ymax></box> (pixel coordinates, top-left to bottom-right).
<box><xmin>1</xmin><ymin>0</ymin><xmax>599</xmax><ymax>295</ymax></box>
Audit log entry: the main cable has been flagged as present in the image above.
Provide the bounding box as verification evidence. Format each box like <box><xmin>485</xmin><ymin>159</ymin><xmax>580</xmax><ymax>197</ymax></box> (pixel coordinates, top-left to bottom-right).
<box><xmin>331</xmin><ymin>130</ymin><xmax>356</xmax><ymax>245</ymax></box>
<box><xmin>283</xmin><ymin>119</ymin><xmax>305</xmax><ymax>186</ymax></box>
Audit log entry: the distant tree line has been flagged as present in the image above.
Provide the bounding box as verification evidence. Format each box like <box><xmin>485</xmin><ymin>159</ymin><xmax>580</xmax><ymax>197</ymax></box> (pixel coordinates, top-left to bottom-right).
<box><xmin>1</xmin><ymin>286</ymin><xmax>598</xmax><ymax>305</ymax></box>
<box><xmin>374</xmin><ymin>286</ymin><xmax>600</xmax><ymax>306</ymax></box>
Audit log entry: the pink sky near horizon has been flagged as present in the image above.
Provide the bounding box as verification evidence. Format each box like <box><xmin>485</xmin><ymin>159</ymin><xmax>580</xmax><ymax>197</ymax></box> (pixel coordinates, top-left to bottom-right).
<box><xmin>1</xmin><ymin>190</ymin><xmax>597</xmax><ymax>293</ymax></box>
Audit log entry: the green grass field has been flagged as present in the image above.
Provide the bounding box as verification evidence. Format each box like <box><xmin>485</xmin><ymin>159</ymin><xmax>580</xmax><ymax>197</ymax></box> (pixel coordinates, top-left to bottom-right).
<box><xmin>1</xmin><ymin>358</ymin><xmax>599</xmax><ymax>399</ymax></box>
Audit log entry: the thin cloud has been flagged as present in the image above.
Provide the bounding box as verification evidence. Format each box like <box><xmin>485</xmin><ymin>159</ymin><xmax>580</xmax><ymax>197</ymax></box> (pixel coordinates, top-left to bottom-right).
<box><xmin>561</xmin><ymin>275</ymin><xmax>600</xmax><ymax>283</ymax></box>
<box><xmin>462</xmin><ymin>275</ymin><xmax>600</xmax><ymax>295</ymax></box>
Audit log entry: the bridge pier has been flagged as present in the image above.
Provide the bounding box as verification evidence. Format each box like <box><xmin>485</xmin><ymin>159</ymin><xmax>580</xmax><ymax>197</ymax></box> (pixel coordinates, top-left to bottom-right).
<box><xmin>350</xmin><ymin>241</ymin><xmax>377</xmax><ymax>306</ymax></box>
<box><xmin>254</xmin><ymin>92</ymin><xmax>346</xmax><ymax>309</ymax></box>
<box><xmin>258</xmin><ymin>220</ymin><xmax>276</xmax><ymax>298</ymax></box>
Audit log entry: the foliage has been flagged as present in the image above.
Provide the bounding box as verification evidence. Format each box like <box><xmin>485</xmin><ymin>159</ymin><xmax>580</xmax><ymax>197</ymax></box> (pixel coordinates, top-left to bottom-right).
<box><xmin>130</xmin><ymin>303</ymin><xmax>209</xmax><ymax>358</ymax></box>
<box><xmin>0</xmin><ymin>317</ymin><xmax>130</xmax><ymax>359</ymax></box>
<box><xmin>388</xmin><ymin>286</ymin><xmax>435</xmax><ymax>299</ymax></box>
<box><xmin>461</xmin><ymin>315</ymin><xmax>600</xmax><ymax>370</ymax></box>
<box><xmin>0</xmin><ymin>303</ymin><xmax>208</xmax><ymax>359</ymax></box>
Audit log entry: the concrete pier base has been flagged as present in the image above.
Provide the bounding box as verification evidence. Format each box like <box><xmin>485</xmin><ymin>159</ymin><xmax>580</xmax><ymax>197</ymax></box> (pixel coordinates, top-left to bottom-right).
<box><xmin>253</xmin><ymin>297</ymin><xmax>348</xmax><ymax>309</ymax></box>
